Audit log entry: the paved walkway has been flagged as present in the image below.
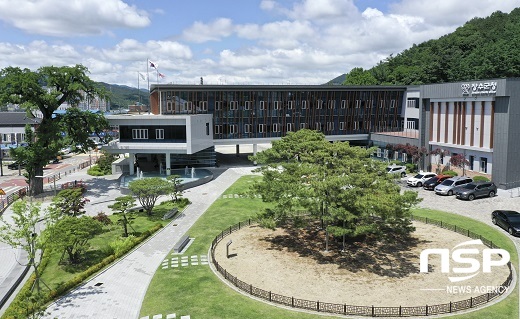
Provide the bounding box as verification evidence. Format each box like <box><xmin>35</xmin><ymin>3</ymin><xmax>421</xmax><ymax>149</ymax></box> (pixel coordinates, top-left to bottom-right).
<box><xmin>44</xmin><ymin>166</ymin><xmax>256</xmax><ymax>319</ymax></box>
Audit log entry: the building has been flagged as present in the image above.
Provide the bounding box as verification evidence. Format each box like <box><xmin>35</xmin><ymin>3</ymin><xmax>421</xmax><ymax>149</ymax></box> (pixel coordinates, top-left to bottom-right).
<box><xmin>0</xmin><ymin>112</ymin><xmax>40</xmax><ymax>159</ymax></box>
<box><xmin>103</xmin><ymin>78</ymin><xmax>520</xmax><ymax>189</ymax></box>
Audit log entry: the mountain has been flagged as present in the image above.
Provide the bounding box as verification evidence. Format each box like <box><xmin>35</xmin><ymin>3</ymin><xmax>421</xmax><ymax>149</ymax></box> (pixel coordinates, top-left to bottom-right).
<box><xmin>97</xmin><ymin>82</ymin><xmax>149</xmax><ymax>110</ymax></box>
<box><xmin>341</xmin><ymin>8</ymin><xmax>520</xmax><ymax>85</ymax></box>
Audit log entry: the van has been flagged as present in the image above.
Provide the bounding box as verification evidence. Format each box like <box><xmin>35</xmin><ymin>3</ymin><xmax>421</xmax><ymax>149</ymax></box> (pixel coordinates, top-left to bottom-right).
<box><xmin>434</xmin><ymin>176</ymin><xmax>473</xmax><ymax>196</ymax></box>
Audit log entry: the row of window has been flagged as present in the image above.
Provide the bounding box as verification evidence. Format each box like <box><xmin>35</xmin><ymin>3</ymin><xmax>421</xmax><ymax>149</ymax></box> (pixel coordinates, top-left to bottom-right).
<box><xmin>132</xmin><ymin>129</ymin><xmax>164</xmax><ymax>139</ymax></box>
<box><xmin>166</xmin><ymin>99</ymin><xmax>397</xmax><ymax>112</ymax></box>
<box><xmin>212</xmin><ymin>120</ymin><xmax>399</xmax><ymax>134</ymax></box>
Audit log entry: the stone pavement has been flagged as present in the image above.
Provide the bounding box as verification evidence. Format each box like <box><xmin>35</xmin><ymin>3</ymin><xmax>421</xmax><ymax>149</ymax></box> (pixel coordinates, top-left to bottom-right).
<box><xmin>43</xmin><ymin>166</ymin><xmax>256</xmax><ymax>319</ymax></box>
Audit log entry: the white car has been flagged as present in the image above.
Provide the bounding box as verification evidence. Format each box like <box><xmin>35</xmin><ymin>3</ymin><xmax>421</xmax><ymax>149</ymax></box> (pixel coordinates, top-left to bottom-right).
<box><xmin>407</xmin><ymin>172</ymin><xmax>436</xmax><ymax>187</ymax></box>
<box><xmin>386</xmin><ymin>165</ymin><xmax>407</xmax><ymax>178</ymax></box>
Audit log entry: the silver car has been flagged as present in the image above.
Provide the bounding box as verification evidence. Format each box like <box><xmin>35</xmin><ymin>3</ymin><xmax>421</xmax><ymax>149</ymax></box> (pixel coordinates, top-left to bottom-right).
<box><xmin>434</xmin><ymin>176</ymin><xmax>473</xmax><ymax>196</ymax></box>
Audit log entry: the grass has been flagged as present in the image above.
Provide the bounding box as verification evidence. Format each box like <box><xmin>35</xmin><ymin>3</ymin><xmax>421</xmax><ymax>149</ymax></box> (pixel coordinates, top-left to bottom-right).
<box><xmin>39</xmin><ymin>199</ymin><xmax>185</xmax><ymax>291</ymax></box>
<box><xmin>139</xmin><ymin>177</ymin><xmax>518</xmax><ymax>318</ymax></box>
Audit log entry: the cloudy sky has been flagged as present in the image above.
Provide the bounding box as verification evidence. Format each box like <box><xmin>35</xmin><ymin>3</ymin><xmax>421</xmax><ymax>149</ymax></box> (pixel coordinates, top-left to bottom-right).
<box><xmin>0</xmin><ymin>0</ymin><xmax>517</xmax><ymax>87</ymax></box>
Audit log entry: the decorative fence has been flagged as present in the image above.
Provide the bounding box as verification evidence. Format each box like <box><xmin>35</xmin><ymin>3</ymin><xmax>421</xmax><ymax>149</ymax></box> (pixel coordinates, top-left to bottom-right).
<box><xmin>210</xmin><ymin>217</ymin><xmax>514</xmax><ymax>317</ymax></box>
<box><xmin>0</xmin><ymin>158</ymin><xmax>96</xmax><ymax>216</ymax></box>
<box><xmin>0</xmin><ymin>187</ymin><xmax>28</xmax><ymax>215</ymax></box>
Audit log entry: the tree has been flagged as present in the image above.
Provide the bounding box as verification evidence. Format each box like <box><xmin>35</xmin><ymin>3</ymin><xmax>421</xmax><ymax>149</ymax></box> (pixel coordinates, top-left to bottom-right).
<box><xmin>50</xmin><ymin>216</ymin><xmax>103</xmax><ymax>264</ymax></box>
<box><xmin>166</xmin><ymin>175</ymin><xmax>184</xmax><ymax>202</ymax></box>
<box><xmin>108</xmin><ymin>195</ymin><xmax>136</xmax><ymax>237</ymax></box>
<box><xmin>48</xmin><ymin>188</ymin><xmax>90</xmax><ymax>218</ymax></box>
<box><xmin>128</xmin><ymin>177</ymin><xmax>170</xmax><ymax>215</ymax></box>
<box><xmin>342</xmin><ymin>67</ymin><xmax>378</xmax><ymax>85</ymax></box>
<box><xmin>450</xmin><ymin>153</ymin><xmax>470</xmax><ymax>176</ymax></box>
<box><xmin>250</xmin><ymin>130</ymin><xmax>420</xmax><ymax>251</ymax></box>
<box><xmin>0</xmin><ymin>200</ymin><xmax>51</xmax><ymax>293</ymax></box>
<box><xmin>0</xmin><ymin>65</ymin><xmax>110</xmax><ymax>195</ymax></box>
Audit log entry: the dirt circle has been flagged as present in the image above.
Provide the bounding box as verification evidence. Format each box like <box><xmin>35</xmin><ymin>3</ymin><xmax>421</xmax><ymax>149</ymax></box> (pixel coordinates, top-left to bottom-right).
<box><xmin>213</xmin><ymin>221</ymin><xmax>511</xmax><ymax>307</ymax></box>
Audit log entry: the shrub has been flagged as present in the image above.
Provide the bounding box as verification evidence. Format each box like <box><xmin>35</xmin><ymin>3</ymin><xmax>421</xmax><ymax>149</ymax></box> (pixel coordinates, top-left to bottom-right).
<box><xmin>442</xmin><ymin>170</ymin><xmax>458</xmax><ymax>177</ymax></box>
<box><xmin>93</xmin><ymin>212</ymin><xmax>113</xmax><ymax>225</ymax></box>
<box><xmin>405</xmin><ymin>163</ymin><xmax>417</xmax><ymax>173</ymax></box>
<box><xmin>87</xmin><ymin>165</ymin><xmax>105</xmax><ymax>176</ymax></box>
<box><xmin>109</xmin><ymin>236</ymin><xmax>137</xmax><ymax>256</ymax></box>
<box><xmin>473</xmin><ymin>175</ymin><xmax>490</xmax><ymax>182</ymax></box>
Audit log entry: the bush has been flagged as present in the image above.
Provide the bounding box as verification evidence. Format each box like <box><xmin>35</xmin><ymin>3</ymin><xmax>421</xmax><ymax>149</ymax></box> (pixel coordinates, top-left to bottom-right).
<box><xmin>87</xmin><ymin>165</ymin><xmax>105</xmax><ymax>176</ymax></box>
<box><xmin>473</xmin><ymin>175</ymin><xmax>490</xmax><ymax>182</ymax></box>
<box><xmin>405</xmin><ymin>163</ymin><xmax>417</xmax><ymax>173</ymax></box>
<box><xmin>442</xmin><ymin>170</ymin><xmax>458</xmax><ymax>177</ymax></box>
<box><xmin>93</xmin><ymin>212</ymin><xmax>112</xmax><ymax>225</ymax></box>
<box><xmin>109</xmin><ymin>236</ymin><xmax>137</xmax><ymax>256</ymax></box>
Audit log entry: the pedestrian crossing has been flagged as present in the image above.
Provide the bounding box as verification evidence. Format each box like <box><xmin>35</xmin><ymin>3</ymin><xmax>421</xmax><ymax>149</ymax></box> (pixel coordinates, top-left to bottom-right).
<box><xmin>0</xmin><ymin>185</ymin><xmax>25</xmax><ymax>196</ymax></box>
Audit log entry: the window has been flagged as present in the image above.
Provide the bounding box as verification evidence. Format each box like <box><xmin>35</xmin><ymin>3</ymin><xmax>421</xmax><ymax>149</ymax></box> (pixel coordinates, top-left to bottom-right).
<box><xmin>377</xmin><ymin>148</ymin><xmax>382</xmax><ymax>157</ymax></box>
<box><xmin>156</xmin><ymin>129</ymin><xmax>164</xmax><ymax>139</ymax></box>
<box><xmin>230</xmin><ymin>101</ymin><xmax>238</xmax><ymax>110</ymax></box>
<box><xmin>469</xmin><ymin>155</ymin><xmax>474</xmax><ymax>170</ymax></box>
<box><xmin>384</xmin><ymin>149</ymin><xmax>389</xmax><ymax>159</ymax></box>
<box><xmin>258</xmin><ymin>124</ymin><xmax>266</xmax><ymax>133</ymax></box>
<box><xmin>380</xmin><ymin>101</ymin><xmax>385</xmax><ymax>108</ymax></box>
<box><xmin>315</xmin><ymin>122</ymin><xmax>322</xmax><ymax>131</ymax></box>
<box><xmin>244</xmin><ymin>101</ymin><xmax>252</xmax><ymax>110</ymax></box>
<box><xmin>480</xmin><ymin>157</ymin><xmax>488</xmax><ymax>173</ymax></box>
<box><xmin>316</xmin><ymin>100</ymin><xmax>323</xmax><ymax>109</ymax></box>
<box><xmin>274</xmin><ymin>101</ymin><xmax>281</xmax><ymax>110</ymax></box>
<box><xmin>166</xmin><ymin>101</ymin><xmax>173</xmax><ymax>112</ymax></box>
<box><xmin>214</xmin><ymin>125</ymin><xmax>222</xmax><ymax>134</ymax></box>
<box><xmin>339</xmin><ymin>122</ymin><xmax>345</xmax><ymax>130</ymax></box>
<box><xmin>355</xmin><ymin>100</ymin><xmax>361</xmax><ymax>108</ymax></box>
<box><xmin>287</xmin><ymin>123</ymin><xmax>294</xmax><ymax>132</ymax></box>
<box><xmin>390</xmin><ymin>100</ymin><xmax>396</xmax><ymax>108</ymax></box>
<box><xmin>407</xmin><ymin>100</ymin><xmax>416</xmax><ymax>108</ymax></box>
<box><xmin>341</xmin><ymin>100</ymin><xmax>347</xmax><ymax>109</ymax></box>
<box><xmin>229</xmin><ymin>125</ymin><xmax>237</xmax><ymax>134</ymax></box>
<box><xmin>2</xmin><ymin>134</ymin><xmax>10</xmax><ymax>142</ymax></box>
<box><xmin>394</xmin><ymin>152</ymin><xmax>399</xmax><ymax>161</ymax></box>
<box><xmin>185</xmin><ymin>102</ymin><xmax>193</xmax><ymax>112</ymax></box>
<box><xmin>206</xmin><ymin>123</ymin><xmax>210</xmax><ymax>135</ymax></box>
<box><xmin>300</xmin><ymin>123</ymin><xmax>306</xmax><ymax>129</ymax></box>
<box><xmin>215</xmin><ymin>101</ymin><xmax>223</xmax><ymax>111</ymax></box>
<box><xmin>402</xmin><ymin>153</ymin><xmax>407</xmax><ymax>162</ymax></box>
<box><xmin>132</xmin><ymin>129</ymin><xmax>148</xmax><ymax>139</ymax></box>
<box><xmin>288</xmin><ymin>101</ymin><xmax>294</xmax><ymax>109</ymax></box>
<box><xmin>244</xmin><ymin>124</ymin><xmax>252</xmax><ymax>133</ymax></box>
<box><xmin>260</xmin><ymin>101</ymin><xmax>266</xmax><ymax>110</ymax></box>
<box><xmin>272</xmin><ymin>123</ymin><xmax>281</xmax><ymax>132</ymax></box>
<box><xmin>328</xmin><ymin>100</ymin><xmax>335</xmax><ymax>109</ymax></box>
<box><xmin>327</xmin><ymin>122</ymin><xmax>334</xmax><ymax>131</ymax></box>
<box><xmin>301</xmin><ymin>101</ymin><xmax>307</xmax><ymax>109</ymax></box>
<box><xmin>353</xmin><ymin>121</ymin><xmax>358</xmax><ymax>130</ymax></box>
<box><xmin>199</xmin><ymin>101</ymin><xmax>208</xmax><ymax>111</ymax></box>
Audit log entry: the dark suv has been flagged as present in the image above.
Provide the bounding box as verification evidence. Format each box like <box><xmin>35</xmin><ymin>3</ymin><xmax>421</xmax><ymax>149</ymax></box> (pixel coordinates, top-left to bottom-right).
<box><xmin>455</xmin><ymin>182</ymin><xmax>497</xmax><ymax>200</ymax></box>
<box><xmin>7</xmin><ymin>161</ymin><xmax>26</xmax><ymax>170</ymax></box>
<box><xmin>423</xmin><ymin>174</ymin><xmax>452</xmax><ymax>191</ymax></box>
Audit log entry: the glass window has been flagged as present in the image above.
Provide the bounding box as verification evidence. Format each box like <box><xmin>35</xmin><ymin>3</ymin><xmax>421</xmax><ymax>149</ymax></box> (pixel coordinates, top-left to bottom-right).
<box><xmin>156</xmin><ymin>129</ymin><xmax>164</xmax><ymax>139</ymax></box>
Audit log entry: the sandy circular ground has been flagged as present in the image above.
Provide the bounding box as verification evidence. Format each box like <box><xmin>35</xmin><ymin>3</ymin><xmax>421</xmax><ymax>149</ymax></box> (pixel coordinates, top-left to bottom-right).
<box><xmin>213</xmin><ymin>221</ymin><xmax>511</xmax><ymax>307</ymax></box>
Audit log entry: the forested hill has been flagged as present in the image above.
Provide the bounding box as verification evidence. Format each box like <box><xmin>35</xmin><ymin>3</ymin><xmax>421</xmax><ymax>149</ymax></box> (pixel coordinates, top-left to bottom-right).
<box><xmin>341</xmin><ymin>8</ymin><xmax>520</xmax><ymax>86</ymax></box>
<box><xmin>97</xmin><ymin>82</ymin><xmax>148</xmax><ymax>110</ymax></box>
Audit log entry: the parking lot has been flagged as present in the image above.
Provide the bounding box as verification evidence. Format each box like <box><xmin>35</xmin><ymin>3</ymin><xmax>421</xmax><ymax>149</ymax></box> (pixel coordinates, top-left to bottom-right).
<box><xmin>400</xmin><ymin>176</ymin><xmax>520</xmax><ymax>244</ymax></box>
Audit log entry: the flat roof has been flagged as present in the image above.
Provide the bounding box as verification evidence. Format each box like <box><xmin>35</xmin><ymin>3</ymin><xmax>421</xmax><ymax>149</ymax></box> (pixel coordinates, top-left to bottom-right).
<box><xmin>150</xmin><ymin>84</ymin><xmax>408</xmax><ymax>92</ymax></box>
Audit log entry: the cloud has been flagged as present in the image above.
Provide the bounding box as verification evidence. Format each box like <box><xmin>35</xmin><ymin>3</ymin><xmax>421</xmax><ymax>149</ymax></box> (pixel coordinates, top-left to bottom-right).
<box><xmin>0</xmin><ymin>0</ymin><xmax>150</xmax><ymax>37</ymax></box>
<box><xmin>236</xmin><ymin>20</ymin><xmax>315</xmax><ymax>49</ymax></box>
<box><xmin>182</xmin><ymin>18</ymin><xmax>234</xmax><ymax>43</ymax></box>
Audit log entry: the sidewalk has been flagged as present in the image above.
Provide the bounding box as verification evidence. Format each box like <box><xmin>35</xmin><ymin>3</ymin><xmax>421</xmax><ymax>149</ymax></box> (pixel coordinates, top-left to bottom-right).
<box><xmin>43</xmin><ymin>166</ymin><xmax>255</xmax><ymax>319</ymax></box>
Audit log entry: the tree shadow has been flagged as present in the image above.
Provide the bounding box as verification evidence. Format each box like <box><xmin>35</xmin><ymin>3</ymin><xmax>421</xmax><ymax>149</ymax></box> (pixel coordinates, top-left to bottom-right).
<box><xmin>261</xmin><ymin>222</ymin><xmax>429</xmax><ymax>278</ymax></box>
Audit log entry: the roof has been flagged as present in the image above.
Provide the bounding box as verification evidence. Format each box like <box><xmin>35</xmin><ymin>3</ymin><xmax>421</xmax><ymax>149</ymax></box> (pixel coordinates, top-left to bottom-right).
<box><xmin>0</xmin><ymin>112</ymin><xmax>42</xmax><ymax>126</ymax></box>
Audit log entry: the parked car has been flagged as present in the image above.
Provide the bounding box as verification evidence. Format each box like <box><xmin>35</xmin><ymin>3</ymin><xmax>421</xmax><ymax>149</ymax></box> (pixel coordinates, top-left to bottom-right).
<box><xmin>455</xmin><ymin>182</ymin><xmax>497</xmax><ymax>200</ymax></box>
<box><xmin>492</xmin><ymin>210</ymin><xmax>520</xmax><ymax>236</ymax></box>
<box><xmin>406</xmin><ymin>172</ymin><xmax>436</xmax><ymax>187</ymax></box>
<box><xmin>423</xmin><ymin>174</ymin><xmax>452</xmax><ymax>190</ymax></box>
<box><xmin>386</xmin><ymin>165</ymin><xmax>407</xmax><ymax>178</ymax></box>
<box><xmin>434</xmin><ymin>176</ymin><xmax>473</xmax><ymax>196</ymax></box>
<box><xmin>7</xmin><ymin>161</ymin><xmax>26</xmax><ymax>170</ymax></box>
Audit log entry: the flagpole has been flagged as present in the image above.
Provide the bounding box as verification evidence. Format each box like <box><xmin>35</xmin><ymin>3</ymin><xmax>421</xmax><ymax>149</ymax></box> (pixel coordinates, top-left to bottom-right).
<box><xmin>156</xmin><ymin>69</ymin><xmax>159</xmax><ymax>84</ymax></box>
<box><xmin>137</xmin><ymin>72</ymin><xmax>141</xmax><ymax>106</ymax></box>
<box><xmin>147</xmin><ymin>59</ymin><xmax>150</xmax><ymax>92</ymax></box>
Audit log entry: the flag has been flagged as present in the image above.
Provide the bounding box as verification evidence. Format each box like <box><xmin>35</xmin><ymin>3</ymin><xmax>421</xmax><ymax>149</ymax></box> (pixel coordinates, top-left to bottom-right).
<box><xmin>149</xmin><ymin>60</ymin><xmax>158</xmax><ymax>69</ymax></box>
<box><xmin>139</xmin><ymin>72</ymin><xmax>146</xmax><ymax>81</ymax></box>
<box><xmin>158</xmin><ymin>72</ymin><xmax>166</xmax><ymax>79</ymax></box>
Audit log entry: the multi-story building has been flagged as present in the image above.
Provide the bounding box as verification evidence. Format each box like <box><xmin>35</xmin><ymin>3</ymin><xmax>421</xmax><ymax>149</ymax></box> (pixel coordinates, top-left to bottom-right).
<box><xmin>103</xmin><ymin>78</ymin><xmax>520</xmax><ymax>189</ymax></box>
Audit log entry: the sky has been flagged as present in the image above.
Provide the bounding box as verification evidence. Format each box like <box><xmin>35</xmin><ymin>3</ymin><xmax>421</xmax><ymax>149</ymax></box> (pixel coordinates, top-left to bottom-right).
<box><xmin>0</xmin><ymin>0</ymin><xmax>518</xmax><ymax>88</ymax></box>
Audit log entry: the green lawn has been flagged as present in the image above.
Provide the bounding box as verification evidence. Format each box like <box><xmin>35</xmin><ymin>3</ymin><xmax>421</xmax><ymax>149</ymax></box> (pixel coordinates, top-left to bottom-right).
<box><xmin>39</xmin><ymin>200</ymin><xmax>183</xmax><ymax>290</ymax></box>
<box><xmin>140</xmin><ymin>177</ymin><xmax>518</xmax><ymax>319</ymax></box>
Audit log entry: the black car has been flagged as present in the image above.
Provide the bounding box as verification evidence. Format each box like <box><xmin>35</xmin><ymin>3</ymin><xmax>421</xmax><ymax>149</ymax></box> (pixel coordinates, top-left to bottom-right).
<box><xmin>492</xmin><ymin>210</ymin><xmax>520</xmax><ymax>236</ymax></box>
<box><xmin>7</xmin><ymin>161</ymin><xmax>25</xmax><ymax>170</ymax></box>
<box><xmin>423</xmin><ymin>174</ymin><xmax>452</xmax><ymax>190</ymax></box>
<box><xmin>455</xmin><ymin>182</ymin><xmax>497</xmax><ymax>200</ymax></box>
